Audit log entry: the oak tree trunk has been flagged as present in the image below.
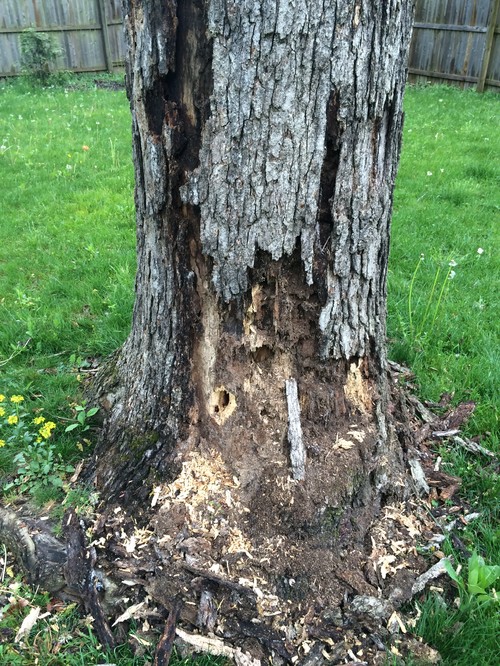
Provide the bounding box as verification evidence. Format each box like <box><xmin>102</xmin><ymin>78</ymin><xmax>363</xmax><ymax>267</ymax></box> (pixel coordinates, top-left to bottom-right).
<box><xmin>86</xmin><ymin>0</ymin><xmax>415</xmax><ymax>657</ymax></box>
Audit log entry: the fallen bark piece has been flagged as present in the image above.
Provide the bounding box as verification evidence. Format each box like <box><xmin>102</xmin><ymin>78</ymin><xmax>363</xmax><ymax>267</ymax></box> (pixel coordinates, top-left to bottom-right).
<box><xmin>408</xmin><ymin>459</ymin><xmax>430</xmax><ymax>496</ymax></box>
<box><xmin>112</xmin><ymin>601</ymin><xmax>146</xmax><ymax>627</ymax></box>
<box><xmin>350</xmin><ymin>595</ymin><xmax>393</xmax><ymax>620</ymax></box>
<box><xmin>14</xmin><ymin>606</ymin><xmax>40</xmax><ymax>643</ymax></box>
<box><xmin>286</xmin><ymin>378</ymin><xmax>306</xmax><ymax>480</ymax></box>
<box><xmin>411</xmin><ymin>558</ymin><xmax>451</xmax><ymax>596</ymax></box>
<box><xmin>63</xmin><ymin>509</ymin><xmax>115</xmax><ymax>649</ymax></box>
<box><xmin>175</xmin><ymin>627</ymin><xmax>261</xmax><ymax>665</ymax></box>
<box><xmin>453</xmin><ymin>436</ymin><xmax>496</xmax><ymax>458</ymax></box>
<box><xmin>432</xmin><ymin>429</ymin><xmax>460</xmax><ymax>438</ymax></box>
<box><xmin>407</xmin><ymin>395</ymin><xmax>438</xmax><ymax>424</ymax></box>
<box><xmin>0</xmin><ymin>506</ymin><xmax>67</xmax><ymax>593</ymax></box>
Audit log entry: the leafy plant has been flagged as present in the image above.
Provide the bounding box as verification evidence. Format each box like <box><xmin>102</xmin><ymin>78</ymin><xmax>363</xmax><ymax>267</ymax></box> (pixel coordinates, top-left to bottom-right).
<box><xmin>443</xmin><ymin>553</ymin><xmax>500</xmax><ymax>605</ymax></box>
<box><xmin>64</xmin><ymin>401</ymin><xmax>99</xmax><ymax>434</ymax></box>
<box><xmin>19</xmin><ymin>28</ymin><xmax>61</xmax><ymax>84</ymax></box>
<box><xmin>0</xmin><ymin>393</ymin><xmax>74</xmax><ymax>494</ymax></box>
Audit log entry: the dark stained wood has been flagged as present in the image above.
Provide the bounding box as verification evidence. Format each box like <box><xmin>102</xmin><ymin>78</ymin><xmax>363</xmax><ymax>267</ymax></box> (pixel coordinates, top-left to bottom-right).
<box><xmin>153</xmin><ymin>600</ymin><xmax>181</xmax><ymax>666</ymax></box>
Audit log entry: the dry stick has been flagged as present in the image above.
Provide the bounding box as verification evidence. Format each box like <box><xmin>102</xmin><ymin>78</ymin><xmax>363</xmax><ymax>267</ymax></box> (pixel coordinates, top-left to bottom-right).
<box><xmin>285</xmin><ymin>378</ymin><xmax>306</xmax><ymax>480</ymax></box>
<box><xmin>154</xmin><ymin>599</ymin><xmax>181</xmax><ymax>666</ymax></box>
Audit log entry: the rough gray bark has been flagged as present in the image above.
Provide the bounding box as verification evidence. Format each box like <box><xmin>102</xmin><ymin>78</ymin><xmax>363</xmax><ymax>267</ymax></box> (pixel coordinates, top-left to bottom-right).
<box><xmin>83</xmin><ymin>0</ymin><xmax>416</xmax><ymax>658</ymax></box>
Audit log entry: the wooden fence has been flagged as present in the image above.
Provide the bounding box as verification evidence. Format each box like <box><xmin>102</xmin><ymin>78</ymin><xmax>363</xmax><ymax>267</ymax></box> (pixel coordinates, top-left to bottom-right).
<box><xmin>409</xmin><ymin>0</ymin><xmax>499</xmax><ymax>90</ymax></box>
<box><xmin>0</xmin><ymin>0</ymin><xmax>124</xmax><ymax>76</ymax></box>
<box><xmin>1</xmin><ymin>0</ymin><xmax>499</xmax><ymax>91</ymax></box>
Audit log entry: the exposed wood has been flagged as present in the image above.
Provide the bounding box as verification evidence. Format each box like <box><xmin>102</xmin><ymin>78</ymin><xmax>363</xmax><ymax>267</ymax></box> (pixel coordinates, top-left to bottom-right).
<box><xmin>179</xmin><ymin>563</ymin><xmax>258</xmax><ymax>598</ymax></box>
<box><xmin>175</xmin><ymin>628</ymin><xmax>261</xmax><ymax>666</ymax></box>
<box><xmin>285</xmin><ymin>378</ymin><xmax>306</xmax><ymax>481</ymax></box>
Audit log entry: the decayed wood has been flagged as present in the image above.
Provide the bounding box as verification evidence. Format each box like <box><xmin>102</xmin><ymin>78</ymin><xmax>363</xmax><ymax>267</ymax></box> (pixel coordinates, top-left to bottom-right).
<box><xmin>0</xmin><ymin>506</ymin><xmax>67</xmax><ymax>593</ymax></box>
<box><xmin>63</xmin><ymin>509</ymin><xmax>115</xmax><ymax>649</ymax></box>
<box><xmin>154</xmin><ymin>599</ymin><xmax>181</xmax><ymax>666</ymax></box>
<box><xmin>90</xmin><ymin>0</ymin><xmax>415</xmax><ymax>499</ymax></box>
<box><xmin>82</xmin><ymin>1</ymin><xmax>417</xmax><ymax>659</ymax></box>
<box><xmin>175</xmin><ymin>627</ymin><xmax>262</xmax><ymax>666</ymax></box>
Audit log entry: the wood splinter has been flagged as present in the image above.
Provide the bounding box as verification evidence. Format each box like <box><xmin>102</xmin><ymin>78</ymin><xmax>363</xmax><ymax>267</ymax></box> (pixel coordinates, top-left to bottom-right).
<box><xmin>285</xmin><ymin>378</ymin><xmax>306</xmax><ymax>480</ymax></box>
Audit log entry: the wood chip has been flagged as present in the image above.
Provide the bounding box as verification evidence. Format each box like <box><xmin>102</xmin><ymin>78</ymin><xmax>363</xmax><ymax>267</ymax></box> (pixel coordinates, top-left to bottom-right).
<box><xmin>15</xmin><ymin>606</ymin><xmax>40</xmax><ymax>642</ymax></box>
<box><xmin>411</xmin><ymin>558</ymin><xmax>451</xmax><ymax>596</ymax></box>
<box><xmin>453</xmin><ymin>436</ymin><xmax>496</xmax><ymax>458</ymax></box>
<box><xmin>175</xmin><ymin>628</ymin><xmax>261</xmax><ymax>665</ymax></box>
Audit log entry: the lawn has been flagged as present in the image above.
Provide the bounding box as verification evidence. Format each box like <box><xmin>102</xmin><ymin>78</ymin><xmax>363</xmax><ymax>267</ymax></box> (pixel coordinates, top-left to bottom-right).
<box><xmin>0</xmin><ymin>77</ymin><xmax>498</xmax><ymax>664</ymax></box>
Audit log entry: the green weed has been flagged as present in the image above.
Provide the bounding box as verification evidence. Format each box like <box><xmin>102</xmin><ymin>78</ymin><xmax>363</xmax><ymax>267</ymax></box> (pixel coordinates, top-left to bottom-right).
<box><xmin>19</xmin><ymin>29</ymin><xmax>61</xmax><ymax>86</ymax></box>
<box><xmin>0</xmin><ymin>392</ymin><xmax>73</xmax><ymax>495</ymax></box>
<box><xmin>390</xmin><ymin>84</ymin><xmax>499</xmax><ymax>664</ymax></box>
<box><xmin>443</xmin><ymin>552</ymin><xmax>499</xmax><ymax>605</ymax></box>
<box><xmin>64</xmin><ymin>401</ymin><xmax>99</xmax><ymax>434</ymax></box>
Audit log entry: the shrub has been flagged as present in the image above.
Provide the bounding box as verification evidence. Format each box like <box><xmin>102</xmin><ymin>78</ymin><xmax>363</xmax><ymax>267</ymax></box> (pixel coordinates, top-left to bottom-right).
<box><xmin>19</xmin><ymin>28</ymin><xmax>61</xmax><ymax>84</ymax></box>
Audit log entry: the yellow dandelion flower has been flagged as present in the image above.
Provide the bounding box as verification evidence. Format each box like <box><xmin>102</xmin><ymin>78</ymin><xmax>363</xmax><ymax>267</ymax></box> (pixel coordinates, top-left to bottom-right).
<box><xmin>0</xmin><ymin>439</ymin><xmax>5</xmax><ymax>448</ymax></box>
<box><xmin>36</xmin><ymin>437</ymin><xmax>42</xmax><ymax>443</ymax></box>
<box><xmin>7</xmin><ymin>415</ymin><xmax>18</xmax><ymax>425</ymax></box>
<box><xmin>10</xmin><ymin>395</ymin><xmax>24</xmax><ymax>404</ymax></box>
<box><xmin>0</xmin><ymin>394</ymin><xmax>5</xmax><ymax>402</ymax></box>
<box><xmin>33</xmin><ymin>416</ymin><xmax>46</xmax><ymax>425</ymax></box>
<box><xmin>0</xmin><ymin>407</ymin><xmax>5</xmax><ymax>417</ymax></box>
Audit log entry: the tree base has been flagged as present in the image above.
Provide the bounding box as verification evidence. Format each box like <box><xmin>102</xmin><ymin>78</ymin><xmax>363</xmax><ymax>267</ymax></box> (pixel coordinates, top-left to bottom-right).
<box><xmin>1</xmin><ymin>368</ymin><xmax>458</xmax><ymax>664</ymax></box>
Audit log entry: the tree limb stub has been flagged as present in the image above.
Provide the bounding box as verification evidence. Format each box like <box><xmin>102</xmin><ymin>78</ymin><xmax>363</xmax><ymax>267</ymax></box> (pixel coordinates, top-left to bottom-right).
<box><xmin>0</xmin><ymin>506</ymin><xmax>67</xmax><ymax>594</ymax></box>
<box><xmin>286</xmin><ymin>378</ymin><xmax>306</xmax><ymax>480</ymax></box>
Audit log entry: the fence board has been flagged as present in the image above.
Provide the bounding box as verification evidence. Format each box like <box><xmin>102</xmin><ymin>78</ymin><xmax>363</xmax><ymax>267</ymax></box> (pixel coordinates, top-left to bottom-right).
<box><xmin>0</xmin><ymin>0</ymin><xmax>498</xmax><ymax>91</ymax></box>
<box><xmin>0</xmin><ymin>0</ymin><xmax>121</xmax><ymax>76</ymax></box>
<box><xmin>409</xmin><ymin>0</ymin><xmax>500</xmax><ymax>90</ymax></box>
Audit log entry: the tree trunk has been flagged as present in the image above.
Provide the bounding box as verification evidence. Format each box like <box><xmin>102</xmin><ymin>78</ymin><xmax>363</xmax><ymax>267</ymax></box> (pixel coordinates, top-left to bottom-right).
<box><xmin>86</xmin><ymin>0</ymin><xmax>415</xmax><ymax>658</ymax></box>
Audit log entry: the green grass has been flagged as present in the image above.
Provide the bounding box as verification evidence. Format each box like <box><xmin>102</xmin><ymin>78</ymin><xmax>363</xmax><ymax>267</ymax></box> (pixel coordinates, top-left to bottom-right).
<box><xmin>0</xmin><ymin>75</ymin><xmax>135</xmax><ymax>455</ymax></box>
<box><xmin>390</xmin><ymin>85</ymin><xmax>499</xmax><ymax>440</ymax></box>
<box><xmin>0</xmin><ymin>77</ymin><xmax>498</xmax><ymax>663</ymax></box>
<box><xmin>389</xmin><ymin>84</ymin><xmax>499</xmax><ymax>664</ymax></box>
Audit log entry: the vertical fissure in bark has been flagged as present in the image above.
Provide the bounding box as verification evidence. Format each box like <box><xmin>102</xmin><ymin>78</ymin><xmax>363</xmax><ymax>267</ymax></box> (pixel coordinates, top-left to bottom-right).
<box><xmin>316</xmin><ymin>87</ymin><xmax>341</xmax><ymax>296</ymax></box>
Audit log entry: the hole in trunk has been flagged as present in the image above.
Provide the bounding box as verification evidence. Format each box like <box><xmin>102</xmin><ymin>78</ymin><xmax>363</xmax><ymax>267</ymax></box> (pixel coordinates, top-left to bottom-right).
<box><xmin>210</xmin><ymin>386</ymin><xmax>236</xmax><ymax>425</ymax></box>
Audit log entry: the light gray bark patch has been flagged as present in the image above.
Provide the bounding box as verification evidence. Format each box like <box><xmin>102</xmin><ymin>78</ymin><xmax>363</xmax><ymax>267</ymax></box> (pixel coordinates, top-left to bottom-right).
<box><xmin>143</xmin><ymin>136</ymin><xmax>167</xmax><ymax>215</ymax></box>
<box><xmin>181</xmin><ymin>0</ymin><xmax>338</xmax><ymax>300</ymax></box>
<box><xmin>286</xmin><ymin>378</ymin><xmax>306</xmax><ymax>481</ymax></box>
